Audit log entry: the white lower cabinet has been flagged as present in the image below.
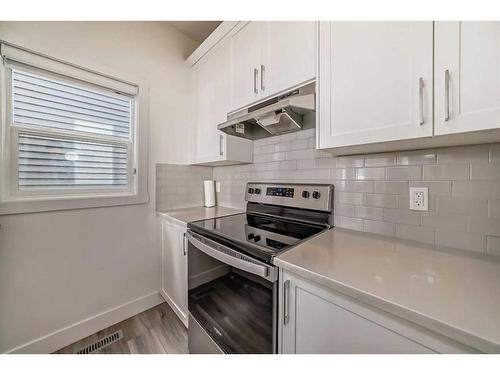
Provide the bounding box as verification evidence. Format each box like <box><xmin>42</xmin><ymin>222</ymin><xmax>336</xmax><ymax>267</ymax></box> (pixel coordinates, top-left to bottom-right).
<box><xmin>279</xmin><ymin>270</ymin><xmax>476</xmax><ymax>354</ymax></box>
<box><xmin>159</xmin><ymin>216</ymin><xmax>188</xmax><ymax>327</ymax></box>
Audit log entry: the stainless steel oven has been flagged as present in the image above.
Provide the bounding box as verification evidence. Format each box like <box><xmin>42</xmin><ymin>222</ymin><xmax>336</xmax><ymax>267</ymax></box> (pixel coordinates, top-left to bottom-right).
<box><xmin>187</xmin><ymin>231</ymin><xmax>278</xmax><ymax>354</ymax></box>
<box><xmin>186</xmin><ymin>182</ymin><xmax>334</xmax><ymax>354</ymax></box>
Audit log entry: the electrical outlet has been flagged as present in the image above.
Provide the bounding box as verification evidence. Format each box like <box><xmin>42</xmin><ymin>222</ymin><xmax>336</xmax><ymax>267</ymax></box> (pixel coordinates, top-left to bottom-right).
<box><xmin>409</xmin><ymin>187</ymin><xmax>428</xmax><ymax>211</ymax></box>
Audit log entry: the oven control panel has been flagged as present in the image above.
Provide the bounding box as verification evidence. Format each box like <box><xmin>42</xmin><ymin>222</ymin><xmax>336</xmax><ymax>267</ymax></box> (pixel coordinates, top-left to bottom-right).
<box><xmin>245</xmin><ymin>183</ymin><xmax>333</xmax><ymax>212</ymax></box>
<box><xmin>266</xmin><ymin>187</ymin><xmax>294</xmax><ymax>198</ymax></box>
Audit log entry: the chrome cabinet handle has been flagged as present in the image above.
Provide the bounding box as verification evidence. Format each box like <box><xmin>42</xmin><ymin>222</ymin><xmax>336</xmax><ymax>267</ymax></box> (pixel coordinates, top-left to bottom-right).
<box><xmin>260</xmin><ymin>64</ymin><xmax>265</xmax><ymax>92</ymax></box>
<box><xmin>219</xmin><ymin>134</ymin><xmax>224</xmax><ymax>156</ymax></box>
<box><xmin>186</xmin><ymin>231</ymin><xmax>277</xmax><ymax>282</ymax></box>
<box><xmin>444</xmin><ymin>69</ymin><xmax>450</xmax><ymax>122</ymax></box>
<box><xmin>183</xmin><ymin>232</ymin><xmax>187</xmax><ymax>256</ymax></box>
<box><xmin>418</xmin><ymin>77</ymin><xmax>424</xmax><ymax>125</ymax></box>
<box><xmin>253</xmin><ymin>68</ymin><xmax>259</xmax><ymax>94</ymax></box>
<box><xmin>283</xmin><ymin>280</ymin><xmax>290</xmax><ymax>325</ymax></box>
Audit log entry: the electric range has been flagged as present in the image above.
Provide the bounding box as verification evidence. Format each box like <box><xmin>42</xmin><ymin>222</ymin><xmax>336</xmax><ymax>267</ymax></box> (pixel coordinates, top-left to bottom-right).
<box><xmin>186</xmin><ymin>182</ymin><xmax>334</xmax><ymax>354</ymax></box>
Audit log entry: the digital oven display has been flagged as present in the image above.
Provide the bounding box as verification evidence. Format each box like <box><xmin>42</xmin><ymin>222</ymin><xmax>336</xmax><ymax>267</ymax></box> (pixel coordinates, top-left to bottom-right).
<box><xmin>266</xmin><ymin>187</ymin><xmax>294</xmax><ymax>198</ymax></box>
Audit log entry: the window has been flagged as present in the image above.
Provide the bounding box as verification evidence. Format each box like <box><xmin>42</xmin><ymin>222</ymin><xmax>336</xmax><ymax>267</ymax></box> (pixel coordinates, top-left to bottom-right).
<box><xmin>11</xmin><ymin>69</ymin><xmax>134</xmax><ymax>194</ymax></box>
<box><xmin>0</xmin><ymin>42</ymin><xmax>147</xmax><ymax>214</ymax></box>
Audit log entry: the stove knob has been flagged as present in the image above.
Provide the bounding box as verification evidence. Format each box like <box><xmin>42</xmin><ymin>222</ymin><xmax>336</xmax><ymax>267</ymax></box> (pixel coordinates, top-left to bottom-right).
<box><xmin>248</xmin><ymin>188</ymin><xmax>254</xmax><ymax>194</ymax></box>
<box><xmin>302</xmin><ymin>190</ymin><xmax>310</xmax><ymax>198</ymax></box>
<box><xmin>247</xmin><ymin>233</ymin><xmax>255</xmax><ymax>240</ymax></box>
<box><xmin>312</xmin><ymin>191</ymin><xmax>321</xmax><ymax>199</ymax></box>
<box><xmin>254</xmin><ymin>235</ymin><xmax>261</xmax><ymax>242</ymax></box>
<box><xmin>254</xmin><ymin>188</ymin><xmax>261</xmax><ymax>194</ymax></box>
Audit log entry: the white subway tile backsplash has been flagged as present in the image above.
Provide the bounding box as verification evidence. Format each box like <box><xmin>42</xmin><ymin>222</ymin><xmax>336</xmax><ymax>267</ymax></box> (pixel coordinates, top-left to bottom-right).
<box><xmin>396</xmin><ymin>224</ymin><xmax>435</xmax><ymax>245</ymax></box>
<box><xmin>386</xmin><ymin>166</ymin><xmax>422</xmax><ymax>181</ymax></box>
<box><xmin>469</xmin><ymin>216</ymin><xmax>500</xmax><ymax>236</ymax></box>
<box><xmin>490</xmin><ymin>200</ymin><xmax>500</xmax><ymax>219</ymax></box>
<box><xmin>363</xmin><ymin>220</ymin><xmax>396</xmax><ymax>237</ymax></box>
<box><xmin>437</xmin><ymin>144</ymin><xmax>489</xmax><ymax>164</ymax></box>
<box><xmin>384</xmin><ymin>208</ymin><xmax>421</xmax><ymax>225</ymax></box>
<box><xmin>452</xmin><ymin>181</ymin><xmax>500</xmax><ymax>199</ymax></box>
<box><xmin>206</xmin><ymin>136</ymin><xmax>500</xmax><ymax>257</ymax></box>
<box><xmin>364</xmin><ymin>153</ymin><xmax>397</xmax><ymax>167</ymax></box>
<box><xmin>486</xmin><ymin>236</ymin><xmax>500</xmax><ymax>256</ymax></box>
<box><xmin>397</xmin><ymin>150</ymin><xmax>436</xmax><ymax>165</ymax></box>
<box><xmin>490</xmin><ymin>144</ymin><xmax>500</xmax><ymax>162</ymax></box>
<box><xmin>355</xmin><ymin>167</ymin><xmax>386</xmax><ymax>180</ymax></box>
<box><xmin>337</xmin><ymin>192</ymin><xmax>364</xmax><ymax>206</ymax></box>
<box><xmin>355</xmin><ymin>206</ymin><xmax>384</xmax><ymax>220</ymax></box>
<box><xmin>374</xmin><ymin>181</ymin><xmax>408</xmax><ymax>195</ymax></box>
<box><xmin>435</xmin><ymin>196</ymin><xmax>488</xmax><ymax>216</ymax></box>
<box><xmin>421</xmin><ymin>212</ymin><xmax>468</xmax><ymax>231</ymax></box>
<box><xmin>470</xmin><ymin>162</ymin><xmax>500</xmax><ymax>180</ymax></box>
<box><xmin>347</xmin><ymin>180</ymin><xmax>374</xmax><ymax>193</ymax></box>
<box><xmin>336</xmin><ymin>216</ymin><xmax>364</xmax><ymax>231</ymax></box>
<box><xmin>435</xmin><ymin>230</ymin><xmax>486</xmax><ymax>254</ymax></box>
<box><xmin>364</xmin><ymin>193</ymin><xmax>398</xmax><ymax>208</ymax></box>
<box><xmin>331</xmin><ymin>168</ymin><xmax>355</xmax><ymax>180</ymax></box>
<box><xmin>337</xmin><ymin>155</ymin><xmax>364</xmax><ymax>168</ymax></box>
<box><xmin>423</xmin><ymin>164</ymin><xmax>470</xmax><ymax>181</ymax></box>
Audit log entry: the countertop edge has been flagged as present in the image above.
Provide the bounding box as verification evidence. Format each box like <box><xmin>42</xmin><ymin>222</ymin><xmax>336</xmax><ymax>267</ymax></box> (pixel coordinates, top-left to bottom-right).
<box><xmin>274</xmin><ymin>257</ymin><xmax>500</xmax><ymax>354</ymax></box>
<box><xmin>155</xmin><ymin>206</ymin><xmax>244</xmax><ymax>225</ymax></box>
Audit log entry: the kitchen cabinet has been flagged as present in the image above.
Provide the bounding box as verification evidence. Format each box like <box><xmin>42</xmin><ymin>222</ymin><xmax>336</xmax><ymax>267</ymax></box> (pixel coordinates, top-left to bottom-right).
<box><xmin>279</xmin><ymin>270</ymin><xmax>475</xmax><ymax>354</ymax></box>
<box><xmin>264</xmin><ymin>21</ymin><xmax>317</xmax><ymax>97</ymax></box>
<box><xmin>229</xmin><ymin>21</ymin><xmax>316</xmax><ymax>112</ymax></box>
<box><xmin>191</xmin><ymin>36</ymin><xmax>253</xmax><ymax>166</ymax></box>
<box><xmin>318</xmin><ymin>22</ymin><xmax>434</xmax><ymax>150</ymax></box>
<box><xmin>159</xmin><ymin>215</ymin><xmax>188</xmax><ymax>327</ymax></box>
<box><xmin>435</xmin><ymin>21</ymin><xmax>500</xmax><ymax>135</ymax></box>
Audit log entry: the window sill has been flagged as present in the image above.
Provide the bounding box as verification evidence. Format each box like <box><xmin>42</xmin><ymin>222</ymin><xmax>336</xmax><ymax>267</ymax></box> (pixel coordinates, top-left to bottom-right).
<box><xmin>0</xmin><ymin>191</ymin><xmax>149</xmax><ymax>215</ymax></box>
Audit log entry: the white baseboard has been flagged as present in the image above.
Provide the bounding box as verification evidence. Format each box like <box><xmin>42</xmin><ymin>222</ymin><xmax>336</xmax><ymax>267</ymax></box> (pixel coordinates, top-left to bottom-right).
<box><xmin>6</xmin><ymin>291</ymin><xmax>163</xmax><ymax>354</ymax></box>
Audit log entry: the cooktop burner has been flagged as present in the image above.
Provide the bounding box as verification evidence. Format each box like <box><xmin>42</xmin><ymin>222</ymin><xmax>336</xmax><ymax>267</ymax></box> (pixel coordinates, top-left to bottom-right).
<box><xmin>188</xmin><ymin>183</ymin><xmax>334</xmax><ymax>263</ymax></box>
<box><xmin>190</xmin><ymin>211</ymin><xmax>324</xmax><ymax>254</ymax></box>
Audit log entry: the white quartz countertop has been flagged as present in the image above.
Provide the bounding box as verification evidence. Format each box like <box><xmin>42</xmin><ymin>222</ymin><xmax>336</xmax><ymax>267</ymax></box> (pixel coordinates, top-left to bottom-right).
<box><xmin>156</xmin><ymin>206</ymin><xmax>243</xmax><ymax>224</ymax></box>
<box><xmin>274</xmin><ymin>227</ymin><xmax>500</xmax><ymax>353</ymax></box>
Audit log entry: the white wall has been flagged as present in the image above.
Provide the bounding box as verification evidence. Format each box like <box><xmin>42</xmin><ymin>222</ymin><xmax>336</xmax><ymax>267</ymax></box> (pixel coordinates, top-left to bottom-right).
<box><xmin>0</xmin><ymin>22</ymin><xmax>197</xmax><ymax>353</ymax></box>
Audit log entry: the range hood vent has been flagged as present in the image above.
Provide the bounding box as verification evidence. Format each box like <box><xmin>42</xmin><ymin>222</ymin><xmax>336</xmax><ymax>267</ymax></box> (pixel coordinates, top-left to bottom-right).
<box><xmin>218</xmin><ymin>82</ymin><xmax>315</xmax><ymax>140</ymax></box>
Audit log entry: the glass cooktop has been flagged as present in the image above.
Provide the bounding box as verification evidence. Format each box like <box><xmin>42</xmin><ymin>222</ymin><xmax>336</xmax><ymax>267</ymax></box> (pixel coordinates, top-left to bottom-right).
<box><xmin>188</xmin><ymin>213</ymin><xmax>326</xmax><ymax>262</ymax></box>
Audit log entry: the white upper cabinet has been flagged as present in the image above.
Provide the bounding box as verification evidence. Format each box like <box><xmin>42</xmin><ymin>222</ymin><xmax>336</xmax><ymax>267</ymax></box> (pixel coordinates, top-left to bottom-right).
<box><xmin>435</xmin><ymin>21</ymin><xmax>500</xmax><ymax>135</ymax></box>
<box><xmin>230</xmin><ymin>21</ymin><xmax>264</xmax><ymax>111</ymax></box>
<box><xmin>263</xmin><ymin>22</ymin><xmax>316</xmax><ymax>98</ymax></box>
<box><xmin>229</xmin><ymin>21</ymin><xmax>316</xmax><ymax>112</ymax></box>
<box><xmin>318</xmin><ymin>22</ymin><xmax>434</xmax><ymax>149</ymax></box>
<box><xmin>192</xmin><ymin>36</ymin><xmax>252</xmax><ymax>166</ymax></box>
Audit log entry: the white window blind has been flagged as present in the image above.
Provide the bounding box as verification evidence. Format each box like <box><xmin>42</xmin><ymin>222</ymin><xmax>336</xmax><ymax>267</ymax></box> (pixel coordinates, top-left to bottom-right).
<box><xmin>12</xmin><ymin>70</ymin><xmax>132</xmax><ymax>138</ymax></box>
<box><xmin>7</xmin><ymin>67</ymin><xmax>136</xmax><ymax>195</ymax></box>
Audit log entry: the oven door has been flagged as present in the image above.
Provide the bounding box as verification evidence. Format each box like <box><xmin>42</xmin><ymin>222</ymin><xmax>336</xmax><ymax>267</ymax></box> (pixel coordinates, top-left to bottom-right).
<box><xmin>187</xmin><ymin>230</ymin><xmax>278</xmax><ymax>354</ymax></box>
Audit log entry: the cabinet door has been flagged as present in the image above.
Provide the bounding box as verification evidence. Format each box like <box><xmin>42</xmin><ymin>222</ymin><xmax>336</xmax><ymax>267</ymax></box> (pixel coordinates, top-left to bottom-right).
<box><xmin>194</xmin><ymin>38</ymin><xmax>231</xmax><ymax>163</ymax></box>
<box><xmin>280</xmin><ymin>271</ymin><xmax>474</xmax><ymax>354</ymax></box>
<box><xmin>435</xmin><ymin>22</ymin><xmax>500</xmax><ymax>135</ymax></box>
<box><xmin>263</xmin><ymin>21</ymin><xmax>316</xmax><ymax>98</ymax></box>
<box><xmin>160</xmin><ymin>218</ymin><xmax>188</xmax><ymax>326</ymax></box>
<box><xmin>318</xmin><ymin>22</ymin><xmax>433</xmax><ymax>149</ymax></box>
<box><xmin>230</xmin><ymin>21</ymin><xmax>264</xmax><ymax>111</ymax></box>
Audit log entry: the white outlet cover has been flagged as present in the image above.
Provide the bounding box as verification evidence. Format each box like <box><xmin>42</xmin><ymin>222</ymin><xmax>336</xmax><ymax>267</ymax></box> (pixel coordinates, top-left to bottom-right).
<box><xmin>409</xmin><ymin>187</ymin><xmax>429</xmax><ymax>211</ymax></box>
<box><xmin>215</xmin><ymin>181</ymin><xmax>221</xmax><ymax>193</ymax></box>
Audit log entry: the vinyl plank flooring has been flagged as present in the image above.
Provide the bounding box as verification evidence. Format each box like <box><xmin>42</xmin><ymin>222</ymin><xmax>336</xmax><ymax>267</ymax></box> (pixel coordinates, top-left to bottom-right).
<box><xmin>55</xmin><ymin>302</ymin><xmax>187</xmax><ymax>354</ymax></box>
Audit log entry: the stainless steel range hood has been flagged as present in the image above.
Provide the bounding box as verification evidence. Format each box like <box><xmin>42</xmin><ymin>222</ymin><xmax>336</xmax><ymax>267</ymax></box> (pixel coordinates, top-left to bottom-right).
<box><xmin>218</xmin><ymin>82</ymin><xmax>315</xmax><ymax>140</ymax></box>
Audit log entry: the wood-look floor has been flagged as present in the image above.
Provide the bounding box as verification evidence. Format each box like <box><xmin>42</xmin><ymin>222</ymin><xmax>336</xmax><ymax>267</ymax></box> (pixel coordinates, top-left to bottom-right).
<box><xmin>55</xmin><ymin>302</ymin><xmax>188</xmax><ymax>354</ymax></box>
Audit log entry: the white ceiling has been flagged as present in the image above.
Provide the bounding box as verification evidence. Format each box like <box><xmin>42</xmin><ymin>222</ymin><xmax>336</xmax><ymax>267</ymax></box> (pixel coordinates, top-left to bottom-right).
<box><xmin>169</xmin><ymin>21</ymin><xmax>222</xmax><ymax>43</ymax></box>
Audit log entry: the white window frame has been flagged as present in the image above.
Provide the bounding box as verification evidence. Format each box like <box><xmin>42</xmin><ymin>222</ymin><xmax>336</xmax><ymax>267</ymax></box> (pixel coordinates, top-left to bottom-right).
<box><xmin>0</xmin><ymin>42</ymin><xmax>149</xmax><ymax>214</ymax></box>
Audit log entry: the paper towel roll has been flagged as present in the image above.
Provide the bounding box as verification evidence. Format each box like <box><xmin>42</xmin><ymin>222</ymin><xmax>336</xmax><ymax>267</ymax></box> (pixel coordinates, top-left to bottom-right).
<box><xmin>204</xmin><ymin>180</ymin><xmax>216</xmax><ymax>208</ymax></box>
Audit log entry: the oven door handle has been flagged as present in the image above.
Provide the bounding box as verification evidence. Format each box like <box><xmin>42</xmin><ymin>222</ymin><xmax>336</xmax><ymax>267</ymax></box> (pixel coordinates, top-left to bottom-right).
<box><xmin>186</xmin><ymin>231</ymin><xmax>277</xmax><ymax>282</ymax></box>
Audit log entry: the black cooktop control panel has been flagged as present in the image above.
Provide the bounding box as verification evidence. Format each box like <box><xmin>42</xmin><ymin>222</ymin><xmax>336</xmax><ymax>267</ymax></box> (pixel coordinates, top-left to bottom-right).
<box><xmin>266</xmin><ymin>187</ymin><xmax>294</xmax><ymax>198</ymax></box>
